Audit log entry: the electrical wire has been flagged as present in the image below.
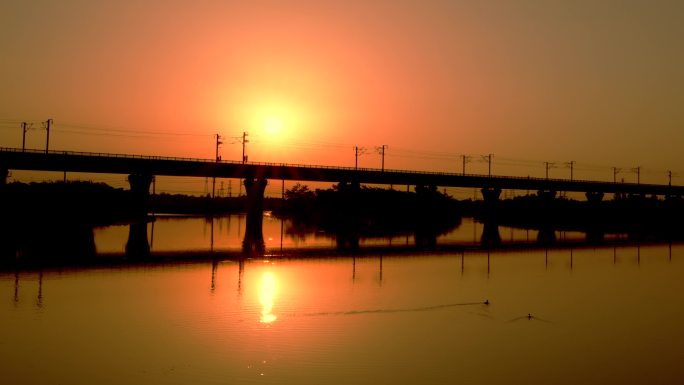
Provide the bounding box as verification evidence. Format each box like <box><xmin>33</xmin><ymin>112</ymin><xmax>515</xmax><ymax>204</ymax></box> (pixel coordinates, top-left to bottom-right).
<box><xmin>2</xmin><ymin>117</ymin><xmax>681</xmax><ymax>179</ymax></box>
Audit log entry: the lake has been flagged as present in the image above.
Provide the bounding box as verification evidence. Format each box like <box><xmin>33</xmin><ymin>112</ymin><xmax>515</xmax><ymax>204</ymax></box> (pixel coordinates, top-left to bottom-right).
<box><xmin>1</xmin><ymin>215</ymin><xmax>683</xmax><ymax>384</ymax></box>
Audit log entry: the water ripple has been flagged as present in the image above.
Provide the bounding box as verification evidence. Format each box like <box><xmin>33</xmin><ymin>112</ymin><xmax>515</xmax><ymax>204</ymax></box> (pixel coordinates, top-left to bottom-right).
<box><xmin>302</xmin><ymin>300</ymin><xmax>489</xmax><ymax>317</ymax></box>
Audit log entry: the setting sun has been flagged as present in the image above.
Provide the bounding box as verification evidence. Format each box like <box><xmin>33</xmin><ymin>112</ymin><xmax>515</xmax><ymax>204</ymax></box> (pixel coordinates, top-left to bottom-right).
<box><xmin>232</xmin><ymin>98</ymin><xmax>307</xmax><ymax>148</ymax></box>
<box><xmin>264</xmin><ymin>116</ymin><xmax>284</xmax><ymax>136</ymax></box>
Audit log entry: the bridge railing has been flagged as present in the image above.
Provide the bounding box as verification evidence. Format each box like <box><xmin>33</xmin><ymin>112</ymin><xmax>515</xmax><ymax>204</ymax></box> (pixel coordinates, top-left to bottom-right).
<box><xmin>0</xmin><ymin>146</ymin><xmax>663</xmax><ymax>188</ymax></box>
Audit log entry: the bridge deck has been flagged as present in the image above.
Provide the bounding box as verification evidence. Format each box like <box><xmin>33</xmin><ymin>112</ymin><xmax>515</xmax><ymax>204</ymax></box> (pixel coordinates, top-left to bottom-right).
<box><xmin>1</xmin><ymin>147</ymin><xmax>682</xmax><ymax>195</ymax></box>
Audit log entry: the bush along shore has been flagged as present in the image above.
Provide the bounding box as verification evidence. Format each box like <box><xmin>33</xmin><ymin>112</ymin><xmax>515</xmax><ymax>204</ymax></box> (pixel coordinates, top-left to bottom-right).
<box><xmin>463</xmin><ymin>192</ymin><xmax>684</xmax><ymax>240</ymax></box>
<box><xmin>273</xmin><ymin>183</ymin><xmax>463</xmax><ymax>239</ymax></box>
<box><xmin>0</xmin><ymin>181</ymin><xmax>283</xmax><ymax>225</ymax></box>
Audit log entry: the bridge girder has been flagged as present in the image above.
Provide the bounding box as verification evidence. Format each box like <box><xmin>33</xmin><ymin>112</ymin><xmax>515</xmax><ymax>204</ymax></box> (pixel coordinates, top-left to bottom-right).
<box><xmin>2</xmin><ymin>148</ymin><xmax>683</xmax><ymax>197</ymax></box>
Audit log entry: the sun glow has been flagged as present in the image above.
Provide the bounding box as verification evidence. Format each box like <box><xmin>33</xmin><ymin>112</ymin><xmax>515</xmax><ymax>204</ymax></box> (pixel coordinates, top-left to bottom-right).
<box><xmin>221</xmin><ymin>91</ymin><xmax>326</xmax><ymax>163</ymax></box>
<box><xmin>264</xmin><ymin>116</ymin><xmax>284</xmax><ymax>136</ymax></box>
<box><xmin>237</xmin><ymin>98</ymin><xmax>307</xmax><ymax>146</ymax></box>
<box><xmin>259</xmin><ymin>271</ymin><xmax>278</xmax><ymax>323</ymax></box>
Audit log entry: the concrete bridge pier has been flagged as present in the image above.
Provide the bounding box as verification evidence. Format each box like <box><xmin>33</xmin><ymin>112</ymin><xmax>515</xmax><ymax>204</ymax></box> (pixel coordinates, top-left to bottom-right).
<box><xmin>242</xmin><ymin>177</ymin><xmax>267</xmax><ymax>255</ymax></box>
<box><xmin>0</xmin><ymin>168</ymin><xmax>7</xmax><ymax>204</ymax></box>
<box><xmin>532</xmin><ymin>190</ymin><xmax>558</xmax><ymax>245</ymax></box>
<box><xmin>333</xmin><ymin>181</ymin><xmax>362</xmax><ymax>251</ymax></box>
<box><xmin>480</xmin><ymin>188</ymin><xmax>502</xmax><ymax>248</ymax></box>
<box><xmin>584</xmin><ymin>192</ymin><xmax>605</xmax><ymax>244</ymax></box>
<box><xmin>127</xmin><ymin>173</ymin><xmax>153</xmax><ymax>218</ymax></box>
<box><xmin>0</xmin><ymin>168</ymin><xmax>11</xmax><ymax>259</ymax></box>
<box><xmin>480</xmin><ymin>221</ymin><xmax>501</xmax><ymax>248</ymax></box>
<box><xmin>414</xmin><ymin>184</ymin><xmax>440</xmax><ymax>249</ymax></box>
<box><xmin>536</xmin><ymin>226</ymin><xmax>557</xmax><ymax>245</ymax></box>
<box><xmin>537</xmin><ymin>190</ymin><xmax>557</xmax><ymax>201</ymax></box>
<box><xmin>664</xmin><ymin>195</ymin><xmax>683</xmax><ymax>240</ymax></box>
<box><xmin>585</xmin><ymin>191</ymin><xmax>604</xmax><ymax>203</ymax></box>
<box><xmin>336</xmin><ymin>232</ymin><xmax>360</xmax><ymax>251</ymax></box>
<box><xmin>585</xmin><ymin>228</ymin><xmax>605</xmax><ymax>244</ymax></box>
<box><xmin>628</xmin><ymin>193</ymin><xmax>646</xmax><ymax>201</ymax></box>
<box><xmin>536</xmin><ymin>189</ymin><xmax>557</xmax><ymax>216</ymax></box>
<box><xmin>481</xmin><ymin>187</ymin><xmax>502</xmax><ymax>204</ymax></box>
<box><xmin>126</xmin><ymin>221</ymin><xmax>150</xmax><ymax>258</ymax></box>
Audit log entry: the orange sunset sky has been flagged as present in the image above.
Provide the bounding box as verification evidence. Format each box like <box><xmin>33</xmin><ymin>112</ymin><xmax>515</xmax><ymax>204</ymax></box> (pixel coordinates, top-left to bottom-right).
<box><xmin>1</xmin><ymin>0</ymin><xmax>683</xmax><ymax>190</ymax></box>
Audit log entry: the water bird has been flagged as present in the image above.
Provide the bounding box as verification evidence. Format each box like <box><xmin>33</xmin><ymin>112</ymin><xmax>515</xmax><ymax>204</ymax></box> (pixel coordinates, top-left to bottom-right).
<box><xmin>507</xmin><ymin>313</ymin><xmax>552</xmax><ymax>323</ymax></box>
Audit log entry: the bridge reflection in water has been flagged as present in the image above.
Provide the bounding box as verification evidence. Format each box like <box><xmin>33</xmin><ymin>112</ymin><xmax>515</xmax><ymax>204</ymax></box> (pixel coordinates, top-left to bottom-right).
<box><xmin>8</xmin><ymin>239</ymin><xmax>676</xmax><ymax>313</ymax></box>
<box><xmin>1</xmin><ymin>213</ymin><xmax>681</xmax><ymax>266</ymax></box>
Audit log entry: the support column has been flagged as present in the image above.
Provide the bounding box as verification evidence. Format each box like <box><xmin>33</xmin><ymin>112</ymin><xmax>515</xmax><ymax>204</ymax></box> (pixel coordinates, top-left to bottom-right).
<box><xmin>585</xmin><ymin>227</ymin><xmax>605</xmax><ymax>244</ymax></box>
<box><xmin>628</xmin><ymin>193</ymin><xmax>645</xmax><ymax>201</ymax></box>
<box><xmin>126</xmin><ymin>221</ymin><xmax>150</xmax><ymax>258</ymax></box>
<box><xmin>480</xmin><ymin>221</ymin><xmax>501</xmax><ymax>248</ymax></box>
<box><xmin>585</xmin><ymin>191</ymin><xmax>604</xmax><ymax>203</ymax></box>
<box><xmin>481</xmin><ymin>187</ymin><xmax>502</xmax><ymax>203</ymax></box>
<box><xmin>480</xmin><ymin>187</ymin><xmax>501</xmax><ymax>248</ymax></box>
<box><xmin>243</xmin><ymin>177</ymin><xmax>267</xmax><ymax>254</ymax></box>
<box><xmin>128</xmin><ymin>173</ymin><xmax>153</xmax><ymax>218</ymax></box>
<box><xmin>0</xmin><ymin>168</ymin><xmax>8</xmax><ymax>203</ymax></box>
<box><xmin>0</xmin><ymin>168</ymin><xmax>11</xmax><ymax>259</ymax></box>
<box><xmin>664</xmin><ymin>195</ymin><xmax>683</xmax><ymax>241</ymax></box>
<box><xmin>415</xmin><ymin>184</ymin><xmax>440</xmax><ymax>249</ymax></box>
<box><xmin>537</xmin><ymin>226</ymin><xmax>557</xmax><ymax>245</ymax></box>
<box><xmin>537</xmin><ymin>190</ymin><xmax>557</xmax><ymax>201</ymax></box>
<box><xmin>335</xmin><ymin>181</ymin><xmax>361</xmax><ymax>251</ymax></box>
<box><xmin>585</xmin><ymin>191</ymin><xmax>605</xmax><ymax>244</ymax></box>
<box><xmin>534</xmin><ymin>190</ymin><xmax>558</xmax><ymax>244</ymax></box>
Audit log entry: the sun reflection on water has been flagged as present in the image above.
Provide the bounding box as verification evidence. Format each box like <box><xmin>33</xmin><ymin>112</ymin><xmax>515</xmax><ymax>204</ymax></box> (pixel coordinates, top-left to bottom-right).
<box><xmin>259</xmin><ymin>271</ymin><xmax>278</xmax><ymax>323</ymax></box>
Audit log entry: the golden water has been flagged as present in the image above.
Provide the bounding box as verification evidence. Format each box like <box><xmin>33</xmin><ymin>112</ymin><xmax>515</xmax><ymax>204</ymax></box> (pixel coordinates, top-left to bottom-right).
<box><xmin>2</xmin><ymin>241</ymin><xmax>683</xmax><ymax>384</ymax></box>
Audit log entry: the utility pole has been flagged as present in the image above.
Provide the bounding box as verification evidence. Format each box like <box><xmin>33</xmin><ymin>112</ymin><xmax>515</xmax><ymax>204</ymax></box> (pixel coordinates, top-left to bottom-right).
<box><xmin>544</xmin><ymin>162</ymin><xmax>555</xmax><ymax>180</ymax></box>
<box><xmin>213</xmin><ymin>134</ymin><xmax>223</xmax><ymax>199</ymax></box>
<box><xmin>545</xmin><ymin>162</ymin><xmax>549</xmax><ymax>179</ymax></box>
<box><xmin>633</xmin><ymin>166</ymin><xmax>641</xmax><ymax>184</ymax></box>
<box><xmin>215</xmin><ymin>134</ymin><xmax>223</xmax><ymax>161</ymax></box>
<box><xmin>668</xmin><ymin>170</ymin><xmax>672</xmax><ymax>187</ymax></box>
<box><xmin>461</xmin><ymin>155</ymin><xmax>471</xmax><ymax>175</ymax></box>
<box><xmin>354</xmin><ymin>146</ymin><xmax>366</xmax><ymax>170</ymax></box>
<box><xmin>43</xmin><ymin>119</ymin><xmax>52</xmax><ymax>154</ymax></box>
<box><xmin>376</xmin><ymin>145</ymin><xmax>388</xmax><ymax>171</ymax></box>
<box><xmin>612</xmin><ymin>167</ymin><xmax>621</xmax><ymax>184</ymax></box>
<box><xmin>241</xmin><ymin>131</ymin><xmax>249</xmax><ymax>163</ymax></box>
<box><xmin>21</xmin><ymin>122</ymin><xmax>31</xmax><ymax>151</ymax></box>
<box><xmin>486</xmin><ymin>154</ymin><xmax>493</xmax><ymax>177</ymax></box>
<box><xmin>566</xmin><ymin>161</ymin><xmax>575</xmax><ymax>181</ymax></box>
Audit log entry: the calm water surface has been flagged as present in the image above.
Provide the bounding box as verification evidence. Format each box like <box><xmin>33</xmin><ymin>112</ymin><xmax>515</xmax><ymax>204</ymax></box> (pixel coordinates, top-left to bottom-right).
<box><xmin>1</xmin><ymin>216</ymin><xmax>683</xmax><ymax>384</ymax></box>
